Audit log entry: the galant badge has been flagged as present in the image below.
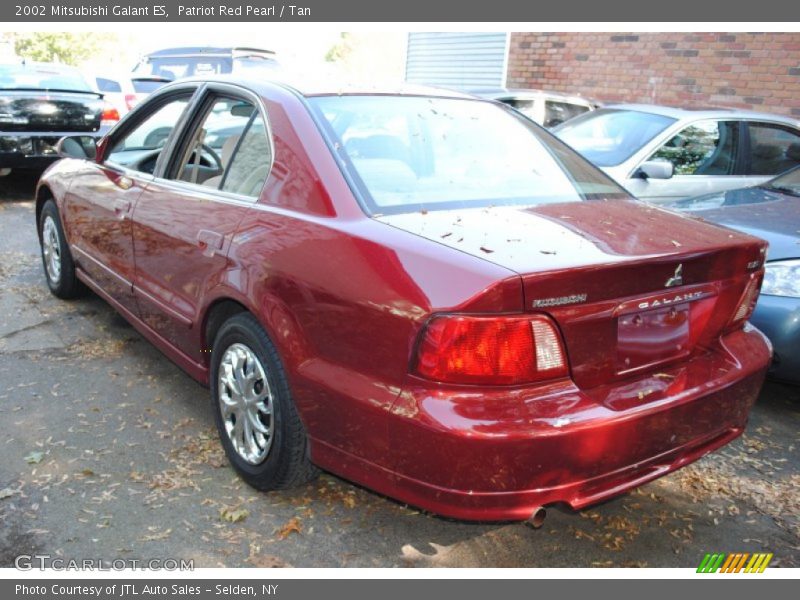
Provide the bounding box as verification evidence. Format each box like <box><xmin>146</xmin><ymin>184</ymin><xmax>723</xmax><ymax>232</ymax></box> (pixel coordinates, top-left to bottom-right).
<box><xmin>665</xmin><ymin>263</ymin><xmax>683</xmax><ymax>288</ymax></box>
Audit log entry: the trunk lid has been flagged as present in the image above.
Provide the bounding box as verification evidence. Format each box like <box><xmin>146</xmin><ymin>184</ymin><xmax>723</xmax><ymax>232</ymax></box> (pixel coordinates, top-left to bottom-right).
<box><xmin>0</xmin><ymin>89</ymin><xmax>104</xmax><ymax>132</ymax></box>
<box><xmin>377</xmin><ymin>199</ymin><xmax>767</xmax><ymax>389</ymax></box>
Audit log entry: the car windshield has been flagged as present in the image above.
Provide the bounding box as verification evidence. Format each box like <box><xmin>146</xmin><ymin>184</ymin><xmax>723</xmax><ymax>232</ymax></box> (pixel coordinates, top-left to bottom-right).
<box><xmin>554</xmin><ymin>108</ymin><xmax>677</xmax><ymax>167</ymax></box>
<box><xmin>764</xmin><ymin>165</ymin><xmax>800</xmax><ymax>196</ymax></box>
<box><xmin>309</xmin><ymin>95</ymin><xmax>628</xmax><ymax>215</ymax></box>
<box><xmin>0</xmin><ymin>64</ymin><xmax>93</xmax><ymax>91</ymax></box>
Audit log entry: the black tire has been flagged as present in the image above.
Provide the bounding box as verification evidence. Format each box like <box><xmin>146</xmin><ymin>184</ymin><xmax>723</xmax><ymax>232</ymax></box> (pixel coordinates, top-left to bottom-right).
<box><xmin>38</xmin><ymin>199</ymin><xmax>84</xmax><ymax>299</ymax></box>
<box><xmin>210</xmin><ymin>312</ymin><xmax>318</xmax><ymax>490</ymax></box>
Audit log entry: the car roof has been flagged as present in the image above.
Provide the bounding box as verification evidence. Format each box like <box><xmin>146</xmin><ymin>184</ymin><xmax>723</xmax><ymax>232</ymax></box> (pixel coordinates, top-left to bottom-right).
<box><xmin>144</xmin><ymin>47</ymin><xmax>276</xmax><ymax>58</ymax></box>
<box><xmin>602</xmin><ymin>102</ymin><xmax>800</xmax><ymax>125</ymax></box>
<box><xmin>164</xmin><ymin>74</ymin><xmax>477</xmax><ymax>100</ymax></box>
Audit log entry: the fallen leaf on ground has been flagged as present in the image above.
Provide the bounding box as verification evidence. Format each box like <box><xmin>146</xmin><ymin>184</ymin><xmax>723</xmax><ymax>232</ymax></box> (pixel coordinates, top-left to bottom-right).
<box><xmin>220</xmin><ymin>506</ymin><xmax>249</xmax><ymax>523</ymax></box>
<box><xmin>25</xmin><ymin>451</ymin><xmax>45</xmax><ymax>464</ymax></box>
<box><xmin>277</xmin><ymin>517</ymin><xmax>302</xmax><ymax>539</ymax></box>
<box><xmin>0</xmin><ymin>487</ymin><xmax>19</xmax><ymax>500</ymax></box>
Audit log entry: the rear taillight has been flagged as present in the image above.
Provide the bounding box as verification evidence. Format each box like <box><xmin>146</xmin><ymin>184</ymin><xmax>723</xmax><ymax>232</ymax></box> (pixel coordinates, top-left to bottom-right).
<box><xmin>728</xmin><ymin>273</ymin><xmax>763</xmax><ymax>330</ymax></box>
<box><xmin>412</xmin><ymin>314</ymin><xmax>568</xmax><ymax>386</ymax></box>
<box><xmin>101</xmin><ymin>103</ymin><xmax>121</xmax><ymax>127</ymax></box>
<box><xmin>124</xmin><ymin>94</ymin><xmax>138</xmax><ymax>111</ymax></box>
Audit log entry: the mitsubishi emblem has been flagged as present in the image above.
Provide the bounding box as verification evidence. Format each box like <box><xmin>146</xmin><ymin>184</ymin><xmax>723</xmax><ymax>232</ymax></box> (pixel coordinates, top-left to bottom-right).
<box><xmin>665</xmin><ymin>264</ymin><xmax>683</xmax><ymax>288</ymax></box>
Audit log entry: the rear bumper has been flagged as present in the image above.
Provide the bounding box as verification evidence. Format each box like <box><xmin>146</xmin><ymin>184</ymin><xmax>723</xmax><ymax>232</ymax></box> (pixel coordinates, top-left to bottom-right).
<box><xmin>0</xmin><ymin>130</ymin><xmax>105</xmax><ymax>169</ymax></box>
<box><xmin>749</xmin><ymin>295</ymin><xmax>800</xmax><ymax>383</ymax></box>
<box><xmin>382</xmin><ymin>326</ymin><xmax>770</xmax><ymax>521</ymax></box>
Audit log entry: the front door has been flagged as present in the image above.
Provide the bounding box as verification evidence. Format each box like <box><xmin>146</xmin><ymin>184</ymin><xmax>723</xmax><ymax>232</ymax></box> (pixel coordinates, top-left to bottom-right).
<box><xmin>625</xmin><ymin>119</ymin><xmax>751</xmax><ymax>203</ymax></box>
<box><xmin>63</xmin><ymin>92</ymin><xmax>194</xmax><ymax>313</ymax></box>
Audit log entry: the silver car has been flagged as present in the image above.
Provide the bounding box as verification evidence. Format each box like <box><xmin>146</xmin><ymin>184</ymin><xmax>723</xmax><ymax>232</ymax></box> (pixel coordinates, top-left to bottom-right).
<box><xmin>554</xmin><ymin>104</ymin><xmax>800</xmax><ymax>203</ymax></box>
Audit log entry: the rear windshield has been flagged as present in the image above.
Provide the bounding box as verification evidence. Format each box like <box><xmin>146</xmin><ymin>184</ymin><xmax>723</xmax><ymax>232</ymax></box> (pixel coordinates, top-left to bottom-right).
<box><xmin>0</xmin><ymin>64</ymin><xmax>93</xmax><ymax>91</ymax></box>
<box><xmin>765</xmin><ymin>165</ymin><xmax>800</xmax><ymax>196</ymax></box>
<box><xmin>309</xmin><ymin>95</ymin><xmax>628</xmax><ymax>215</ymax></box>
<box><xmin>133</xmin><ymin>56</ymin><xmax>233</xmax><ymax>80</ymax></box>
<box><xmin>132</xmin><ymin>55</ymin><xmax>279</xmax><ymax>80</ymax></box>
<box><xmin>555</xmin><ymin>108</ymin><xmax>677</xmax><ymax>167</ymax></box>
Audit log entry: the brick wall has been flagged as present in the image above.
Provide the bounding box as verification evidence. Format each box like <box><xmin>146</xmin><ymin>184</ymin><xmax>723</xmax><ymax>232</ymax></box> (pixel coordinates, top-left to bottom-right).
<box><xmin>506</xmin><ymin>33</ymin><xmax>800</xmax><ymax>118</ymax></box>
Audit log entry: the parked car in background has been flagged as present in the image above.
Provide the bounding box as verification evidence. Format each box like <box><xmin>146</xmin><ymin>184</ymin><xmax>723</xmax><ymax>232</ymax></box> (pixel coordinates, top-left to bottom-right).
<box><xmin>554</xmin><ymin>104</ymin><xmax>800</xmax><ymax>203</ymax></box>
<box><xmin>38</xmin><ymin>78</ymin><xmax>771</xmax><ymax>522</ymax></box>
<box><xmin>132</xmin><ymin>47</ymin><xmax>281</xmax><ymax>81</ymax></box>
<box><xmin>1</xmin><ymin>61</ymin><xmax>110</xmax><ymax>177</ymax></box>
<box><xmin>665</xmin><ymin>166</ymin><xmax>800</xmax><ymax>383</ymax></box>
<box><xmin>92</xmin><ymin>72</ymin><xmax>170</xmax><ymax>118</ymax></box>
<box><xmin>472</xmin><ymin>87</ymin><xmax>597</xmax><ymax>128</ymax></box>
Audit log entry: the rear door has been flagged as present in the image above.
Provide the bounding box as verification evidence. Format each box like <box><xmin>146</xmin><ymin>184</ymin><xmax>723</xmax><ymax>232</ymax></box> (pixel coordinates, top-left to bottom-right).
<box><xmin>63</xmin><ymin>88</ymin><xmax>196</xmax><ymax>314</ymax></box>
<box><xmin>131</xmin><ymin>83</ymin><xmax>273</xmax><ymax>363</ymax></box>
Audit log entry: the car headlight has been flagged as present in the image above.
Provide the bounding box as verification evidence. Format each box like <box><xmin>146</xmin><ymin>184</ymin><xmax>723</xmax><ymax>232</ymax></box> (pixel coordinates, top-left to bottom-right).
<box><xmin>761</xmin><ymin>259</ymin><xmax>800</xmax><ymax>298</ymax></box>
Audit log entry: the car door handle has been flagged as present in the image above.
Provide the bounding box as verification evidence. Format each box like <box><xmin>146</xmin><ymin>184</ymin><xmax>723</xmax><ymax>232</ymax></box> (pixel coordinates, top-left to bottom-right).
<box><xmin>197</xmin><ymin>229</ymin><xmax>225</xmax><ymax>256</ymax></box>
<box><xmin>113</xmin><ymin>199</ymin><xmax>132</xmax><ymax>218</ymax></box>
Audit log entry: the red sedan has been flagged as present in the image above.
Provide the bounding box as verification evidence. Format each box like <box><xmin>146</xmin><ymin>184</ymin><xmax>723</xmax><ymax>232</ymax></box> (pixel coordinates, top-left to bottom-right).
<box><xmin>36</xmin><ymin>78</ymin><xmax>772</xmax><ymax>522</ymax></box>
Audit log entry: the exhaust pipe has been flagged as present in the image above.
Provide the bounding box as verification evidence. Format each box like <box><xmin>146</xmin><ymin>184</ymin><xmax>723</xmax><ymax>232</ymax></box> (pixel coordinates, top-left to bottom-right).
<box><xmin>526</xmin><ymin>506</ymin><xmax>546</xmax><ymax>528</ymax></box>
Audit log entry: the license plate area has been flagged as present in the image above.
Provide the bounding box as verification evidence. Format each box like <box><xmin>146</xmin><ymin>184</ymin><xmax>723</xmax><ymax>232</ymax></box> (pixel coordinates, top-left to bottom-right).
<box><xmin>617</xmin><ymin>303</ymin><xmax>691</xmax><ymax>374</ymax></box>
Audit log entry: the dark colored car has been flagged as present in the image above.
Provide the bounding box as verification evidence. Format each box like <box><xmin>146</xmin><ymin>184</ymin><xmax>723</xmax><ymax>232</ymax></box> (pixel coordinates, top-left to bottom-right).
<box><xmin>36</xmin><ymin>78</ymin><xmax>771</xmax><ymax>522</ymax></box>
<box><xmin>132</xmin><ymin>47</ymin><xmax>281</xmax><ymax>81</ymax></box>
<box><xmin>1</xmin><ymin>61</ymin><xmax>111</xmax><ymax>176</ymax></box>
<box><xmin>665</xmin><ymin>166</ymin><xmax>800</xmax><ymax>383</ymax></box>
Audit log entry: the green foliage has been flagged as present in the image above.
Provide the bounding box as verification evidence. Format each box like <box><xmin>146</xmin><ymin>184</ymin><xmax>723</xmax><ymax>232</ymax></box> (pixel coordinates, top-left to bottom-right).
<box><xmin>325</xmin><ymin>32</ymin><xmax>353</xmax><ymax>63</ymax></box>
<box><xmin>10</xmin><ymin>33</ymin><xmax>117</xmax><ymax>66</ymax></box>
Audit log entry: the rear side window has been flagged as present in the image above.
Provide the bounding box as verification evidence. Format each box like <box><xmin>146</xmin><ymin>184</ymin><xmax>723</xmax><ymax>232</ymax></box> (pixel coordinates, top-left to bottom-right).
<box><xmin>745</xmin><ymin>122</ymin><xmax>800</xmax><ymax>176</ymax></box>
<box><xmin>169</xmin><ymin>94</ymin><xmax>271</xmax><ymax>198</ymax></box>
<box><xmin>221</xmin><ymin>116</ymin><xmax>272</xmax><ymax>197</ymax></box>
<box><xmin>503</xmin><ymin>98</ymin><xmax>538</xmax><ymax>121</ymax></box>
<box><xmin>96</xmin><ymin>77</ymin><xmax>122</xmax><ymax>93</ymax></box>
<box><xmin>544</xmin><ymin>100</ymin><xmax>590</xmax><ymax>128</ymax></box>
<box><xmin>649</xmin><ymin>120</ymin><xmax>740</xmax><ymax>176</ymax></box>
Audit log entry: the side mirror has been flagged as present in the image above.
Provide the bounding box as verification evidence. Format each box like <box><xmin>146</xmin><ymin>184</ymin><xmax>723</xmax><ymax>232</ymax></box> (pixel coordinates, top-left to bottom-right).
<box><xmin>55</xmin><ymin>136</ymin><xmax>97</xmax><ymax>161</ymax></box>
<box><xmin>637</xmin><ymin>160</ymin><xmax>674</xmax><ymax>180</ymax></box>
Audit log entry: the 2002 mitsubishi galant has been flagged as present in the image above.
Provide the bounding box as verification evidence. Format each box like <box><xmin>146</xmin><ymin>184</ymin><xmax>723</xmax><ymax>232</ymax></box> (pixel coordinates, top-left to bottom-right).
<box><xmin>36</xmin><ymin>77</ymin><xmax>772</xmax><ymax>522</ymax></box>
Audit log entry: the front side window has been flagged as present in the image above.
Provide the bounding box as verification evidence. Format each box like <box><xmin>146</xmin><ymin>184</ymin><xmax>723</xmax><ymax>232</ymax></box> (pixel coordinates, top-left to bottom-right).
<box><xmin>649</xmin><ymin>120</ymin><xmax>739</xmax><ymax>176</ymax></box>
<box><xmin>746</xmin><ymin>123</ymin><xmax>800</xmax><ymax>176</ymax></box>
<box><xmin>544</xmin><ymin>100</ymin><xmax>590</xmax><ymax>128</ymax></box>
<box><xmin>555</xmin><ymin>109</ymin><xmax>676</xmax><ymax>167</ymax></box>
<box><xmin>310</xmin><ymin>95</ymin><xmax>628</xmax><ymax>215</ymax></box>
<box><xmin>106</xmin><ymin>95</ymin><xmax>191</xmax><ymax>172</ymax></box>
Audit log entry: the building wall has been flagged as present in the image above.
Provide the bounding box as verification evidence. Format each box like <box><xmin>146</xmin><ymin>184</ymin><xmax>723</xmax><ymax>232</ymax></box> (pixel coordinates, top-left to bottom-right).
<box><xmin>506</xmin><ymin>33</ymin><xmax>800</xmax><ymax>119</ymax></box>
